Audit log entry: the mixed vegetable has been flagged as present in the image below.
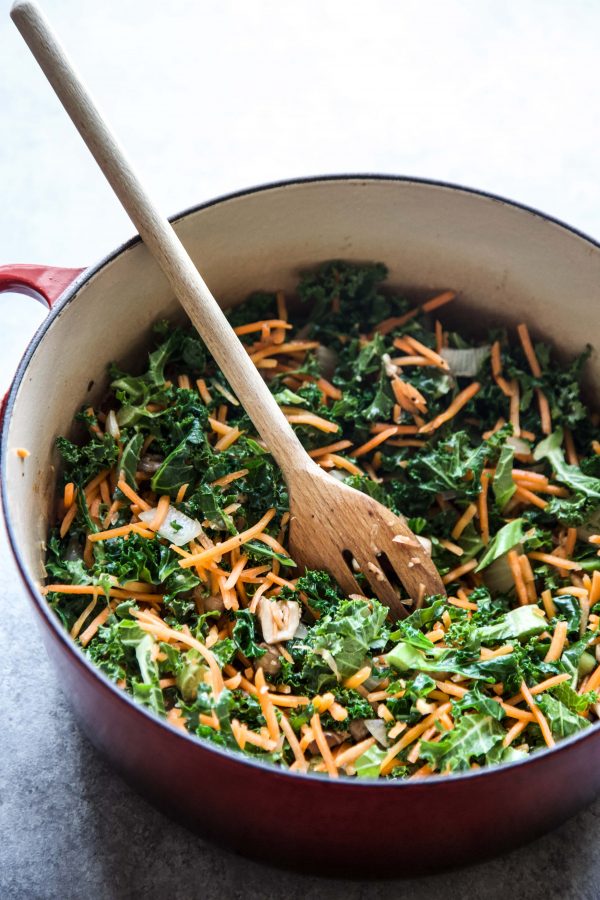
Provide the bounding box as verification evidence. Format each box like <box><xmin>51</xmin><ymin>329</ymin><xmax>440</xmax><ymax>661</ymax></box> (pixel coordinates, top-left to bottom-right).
<box><xmin>44</xmin><ymin>262</ymin><xmax>600</xmax><ymax>779</ymax></box>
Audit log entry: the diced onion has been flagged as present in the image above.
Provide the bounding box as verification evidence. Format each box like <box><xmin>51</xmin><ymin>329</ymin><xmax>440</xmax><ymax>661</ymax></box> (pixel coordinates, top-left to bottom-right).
<box><xmin>507</xmin><ymin>436</ymin><xmax>531</xmax><ymax>456</ymax></box>
<box><xmin>105</xmin><ymin>409</ymin><xmax>121</xmax><ymax>440</ymax></box>
<box><xmin>139</xmin><ymin>505</ymin><xmax>203</xmax><ymax>546</ymax></box>
<box><xmin>365</xmin><ymin>719</ymin><xmax>389</xmax><ymax>747</ymax></box>
<box><xmin>441</xmin><ymin>346</ymin><xmax>490</xmax><ymax>377</ymax></box>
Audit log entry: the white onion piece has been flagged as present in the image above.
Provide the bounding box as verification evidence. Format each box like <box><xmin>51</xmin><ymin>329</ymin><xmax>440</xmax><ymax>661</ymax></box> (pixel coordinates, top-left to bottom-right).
<box><xmin>365</xmin><ymin>719</ymin><xmax>389</xmax><ymax>747</ymax></box>
<box><xmin>258</xmin><ymin>596</ymin><xmax>301</xmax><ymax>644</ymax></box>
<box><xmin>139</xmin><ymin>505</ymin><xmax>203</xmax><ymax>546</ymax></box>
<box><xmin>507</xmin><ymin>436</ymin><xmax>532</xmax><ymax>456</ymax></box>
<box><xmin>441</xmin><ymin>346</ymin><xmax>490</xmax><ymax>377</ymax></box>
<box><xmin>105</xmin><ymin>409</ymin><xmax>121</xmax><ymax>440</ymax></box>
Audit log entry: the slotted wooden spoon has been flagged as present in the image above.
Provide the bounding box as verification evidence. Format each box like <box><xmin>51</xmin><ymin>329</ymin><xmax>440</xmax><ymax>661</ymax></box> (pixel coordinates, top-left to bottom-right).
<box><xmin>11</xmin><ymin>1</ymin><xmax>445</xmax><ymax>619</ymax></box>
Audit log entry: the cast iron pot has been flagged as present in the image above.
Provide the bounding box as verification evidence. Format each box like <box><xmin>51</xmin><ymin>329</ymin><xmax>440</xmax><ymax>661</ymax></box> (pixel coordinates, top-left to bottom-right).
<box><xmin>3</xmin><ymin>176</ymin><xmax>600</xmax><ymax>877</ymax></box>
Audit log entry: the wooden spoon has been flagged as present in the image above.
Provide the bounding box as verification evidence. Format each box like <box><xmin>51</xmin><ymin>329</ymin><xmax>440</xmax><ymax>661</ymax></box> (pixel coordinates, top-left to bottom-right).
<box><xmin>11</xmin><ymin>1</ymin><xmax>445</xmax><ymax>619</ymax></box>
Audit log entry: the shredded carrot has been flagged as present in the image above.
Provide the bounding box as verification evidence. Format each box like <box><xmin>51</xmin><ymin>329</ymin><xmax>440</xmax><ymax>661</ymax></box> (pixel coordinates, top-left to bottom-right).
<box><xmin>392</xmin><ymin>355</ymin><xmax>432</xmax><ymax>367</ymax></box>
<box><xmin>310</xmin><ymin>712</ymin><xmax>338</xmax><ymax>778</ymax></box>
<box><xmin>585</xmin><ymin>663</ymin><xmax>600</xmax><ymax>694</ymax></box>
<box><xmin>63</xmin><ymin>482</ymin><xmax>76</xmax><ymax>509</ymax></box>
<box><xmin>248</xmin><ymin>581</ymin><xmax>271</xmax><ymax>614</ymax></box>
<box><xmin>335</xmin><ymin>737</ymin><xmax>376</xmax><ymax>768</ymax></box>
<box><xmin>373</xmin><ymin>310</ymin><xmax>420</xmax><ymax>335</ymax></box>
<box><xmin>370</xmin><ymin>423</ymin><xmax>420</xmax><ymax>435</ymax></box>
<box><xmin>317</xmin><ymin>377</ymin><xmax>342</xmax><ymax>400</ymax></box>
<box><xmin>175</xmin><ymin>483</ymin><xmax>189</xmax><ymax>504</ymax></box>
<box><xmin>234</xmin><ymin>319</ymin><xmax>292</xmax><ymax>336</ymax></box>
<box><xmin>255</xmin><ymin>667</ymin><xmax>281</xmax><ymax>742</ymax></box>
<box><xmin>520</xmin><ymin>680</ymin><xmax>555</xmax><ymax>748</ymax></box>
<box><xmin>402</xmin><ymin>335</ymin><xmax>449</xmax><ymax>370</ymax></box>
<box><xmin>478</xmin><ymin>471</ymin><xmax>490</xmax><ymax>545</ymax></box>
<box><xmin>196</xmin><ymin>378</ymin><xmax>212</xmax><ymax>404</ymax></box>
<box><xmin>70</xmin><ymin>597</ymin><xmax>98</xmax><ymax>640</ymax></box>
<box><xmin>380</xmin><ymin>703</ymin><xmax>452</xmax><ymax>775</ymax></box>
<box><xmin>435</xmin><ymin>319</ymin><xmax>443</xmax><ymax>353</ymax></box>
<box><xmin>179</xmin><ymin>508</ymin><xmax>276</xmax><ymax>568</ymax></box>
<box><xmin>322</xmin><ymin>453</ymin><xmax>362</xmax><ymax>476</ymax></box>
<box><xmin>538</xmin><ymin>390</ymin><xmax>552</xmax><ymax>435</ymax></box>
<box><xmin>329</xmin><ymin>702</ymin><xmax>348</xmax><ymax>722</ymax></box>
<box><xmin>79</xmin><ymin>602</ymin><xmax>115</xmax><ymax>647</ymax></box>
<box><xmin>544</xmin><ymin>621</ymin><xmax>568</xmax><ymax>662</ymax></box>
<box><xmin>279</xmin><ymin>713</ymin><xmax>308</xmax><ymax>771</ymax></box>
<box><xmin>563</xmin><ymin>427</ymin><xmax>578</xmax><ymax>466</ymax></box>
<box><xmin>447</xmin><ymin>595</ymin><xmax>478</xmax><ymax>611</ymax></box>
<box><xmin>199</xmin><ymin>713</ymin><xmax>220</xmax><ymax>730</ymax></box>
<box><xmin>519</xmin><ymin>554</ymin><xmax>537</xmax><ymax>604</ymax></box>
<box><xmin>210</xmin><ymin>469</ymin><xmax>249</xmax><ymax>489</ymax></box>
<box><xmin>117</xmin><ymin>478</ymin><xmax>151</xmax><ymax>512</ymax></box>
<box><xmin>420</xmin><ymin>382</ymin><xmax>480</xmax><ymax>433</ymax></box>
<box><xmin>88</xmin><ymin>524</ymin><xmax>135</xmax><ymax>543</ymax></box>
<box><xmin>451</xmin><ymin>503</ymin><xmax>477</xmax><ymax>540</ymax></box>
<box><xmin>507</xmin><ymin>550</ymin><xmax>529</xmax><ymax>605</ymax></box>
<box><xmin>16</xmin><ymin>447</ymin><xmax>30</xmax><ymax>459</ymax></box>
<box><xmin>590</xmin><ymin>570</ymin><xmax>600</xmax><ymax>605</ymax></box>
<box><xmin>503</xmin><ymin>720</ymin><xmax>528</xmax><ymax>748</ymax></box>
<box><xmin>215</xmin><ymin>427</ymin><xmax>242</xmax><ymax>452</ymax></box>
<box><xmin>308</xmin><ymin>440</ymin><xmax>353</xmax><ymax>458</ymax></box>
<box><xmin>434</xmin><ymin>680</ymin><xmax>467</xmax><ymax>698</ymax></box>
<box><xmin>285</xmin><ymin>413</ymin><xmax>339</xmax><ymax>434</ymax></box>
<box><xmin>208</xmin><ymin>417</ymin><xmax>232</xmax><ymax>437</ymax></box>
<box><xmin>527</xmin><ymin>551</ymin><xmax>581</xmax><ymax>571</ymax></box>
<box><xmin>250</xmin><ymin>340</ymin><xmax>319</xmax><ymax>363</ymax></box>
<box><xmin>421</xmin><ymin>290</ymin><xmax>456</xmax><ymax>313</ymax></box>
<box><xmin>343</xmin><ymin>666</ymin><xmax>372</xmax><ymax>690</ymax></box>
<box><xmin>564</xmin><ymin>527</ymin><xmax>578</xmax><ymax>559</ymax></box>
<box><xmin>513</xmin><ymin>485</ymin><xmax>548</xmax><ymax>510</ymax></box>
<box><xmin>150</xmin><ymin>495</ymin><xmax>171</xmax><ymax>532</ymax></box>
<box><xmin>391</xmin><ymin>376</ymin><xmax>428</xmax><ymax>415</ymax></box>
<box><xmin>59</xmin><ymin>501</ymin><xmax>79</xmax><ymax>538</ymax></box>
<box><xmin>491</xmin><ymin>341</ymin><xmax>502</xmax><ymax>378</ymax></box>
<box><xmin>506</xmin><ymin>673</ymin><xmax>571</xmax><ymax>706</ymax></box>
<box><xmin>517</xmin><ymin>323</ymin><xmax>542</xmax><ymax>378</ymax></box>
<box><xmin>133</xmin><ymin>609</ymin><xmax>224</xmax><ymax>694</ymax></box>
<box><xmin>267</xmin><ymin>693</ymin><xmax>310</xmax><ymax>708</ymax></box>
<box><xmin>509</xmin><ymin>380</ymin><xmax>521</xmax><ymax>437</ymax></box>
<box><xmin>442</xmin><ymin>559</ymin><xmax>478</xmax><ymax>586</ymax></box>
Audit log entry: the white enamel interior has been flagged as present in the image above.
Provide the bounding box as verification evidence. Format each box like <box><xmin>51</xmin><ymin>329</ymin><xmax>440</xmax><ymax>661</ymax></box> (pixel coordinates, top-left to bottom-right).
<box><xmin>5</xmin><ymin>177</ymin><xmax>600</xmax><ymax>584</ymax></box>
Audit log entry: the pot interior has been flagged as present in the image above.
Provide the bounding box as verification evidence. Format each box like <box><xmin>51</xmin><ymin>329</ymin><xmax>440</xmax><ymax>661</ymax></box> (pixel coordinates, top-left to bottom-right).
<box><xmin>5</xmin><ymin>177</ymin><xmax>600</xmax><ymax>586</ymax></box>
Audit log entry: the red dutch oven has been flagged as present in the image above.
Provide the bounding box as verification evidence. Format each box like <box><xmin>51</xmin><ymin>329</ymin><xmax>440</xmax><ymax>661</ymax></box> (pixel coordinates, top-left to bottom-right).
<box><xmin>3</xmin><ymin>176</ymin><xmax>600</xmax><ymax>877</ymax></box>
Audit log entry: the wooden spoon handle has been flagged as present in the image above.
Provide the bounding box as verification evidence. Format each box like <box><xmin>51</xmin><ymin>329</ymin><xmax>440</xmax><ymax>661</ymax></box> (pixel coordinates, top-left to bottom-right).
<box><xmin>11</xmin><ymin>1</ymin><xmax>311</xmax><ymax>480</ymax></box>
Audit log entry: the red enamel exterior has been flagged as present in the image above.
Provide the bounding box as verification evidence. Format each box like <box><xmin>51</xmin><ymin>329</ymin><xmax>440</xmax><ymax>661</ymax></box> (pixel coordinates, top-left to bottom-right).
<box><xmin>3</xmin><ymin>178</ymin><xmax>600</xmax><ymax>877</ymax></box>
<box><xmin>33</xmin><ymin>589</ymin><xmax>600</xmax><ymax>875</ymax></box>
<box><xmin>0</xmin><ymin>264</ymin><xmax>85</xmax><ymax>428</ymax></box>
<box><xmin>0</xmin><ymin>263</ymin><xmax>85</xmax><ymax>306</ymax></box>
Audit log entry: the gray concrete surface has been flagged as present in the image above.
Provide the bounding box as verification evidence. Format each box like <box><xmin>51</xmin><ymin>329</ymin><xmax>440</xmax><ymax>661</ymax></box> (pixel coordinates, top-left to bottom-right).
<box><xmin>2</xmin><ymin>2</ymin><xmax>600</xmax><ymax>897</ymax></box>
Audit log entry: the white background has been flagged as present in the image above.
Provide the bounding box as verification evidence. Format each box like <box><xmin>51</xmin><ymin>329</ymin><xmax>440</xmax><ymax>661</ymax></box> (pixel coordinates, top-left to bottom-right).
<box><xmin>1</xmin><ymin>0</ymin><xmax>599</xmax><ymax>393</ymax></box>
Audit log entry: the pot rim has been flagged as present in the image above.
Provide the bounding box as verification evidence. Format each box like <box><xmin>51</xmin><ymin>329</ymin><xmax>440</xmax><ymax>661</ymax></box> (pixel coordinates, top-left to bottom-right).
<box><xmin>3</xmin><ymin>172</ymin><xmax>600</xmax><ymax>790</ymax></box>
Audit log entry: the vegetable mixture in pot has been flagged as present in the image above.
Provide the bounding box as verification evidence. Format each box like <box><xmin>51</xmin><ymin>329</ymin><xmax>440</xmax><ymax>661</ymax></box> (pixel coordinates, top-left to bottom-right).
<box><xmin>44</xmin><ymin>262</ymin><xmax>600</xmax><ymax>778</ymax></box>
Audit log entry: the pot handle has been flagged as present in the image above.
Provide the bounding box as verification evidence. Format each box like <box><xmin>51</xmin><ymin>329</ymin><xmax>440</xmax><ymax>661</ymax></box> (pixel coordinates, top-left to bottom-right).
<box><xmin>0</xmin><ymin>263</ymin><xmax>85</xmax><ymax>307</ymax></box>
<box><xmin>0</xmin><ymin>264</ymin><xmax>85</xmax><ymax>428</ymax></box>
